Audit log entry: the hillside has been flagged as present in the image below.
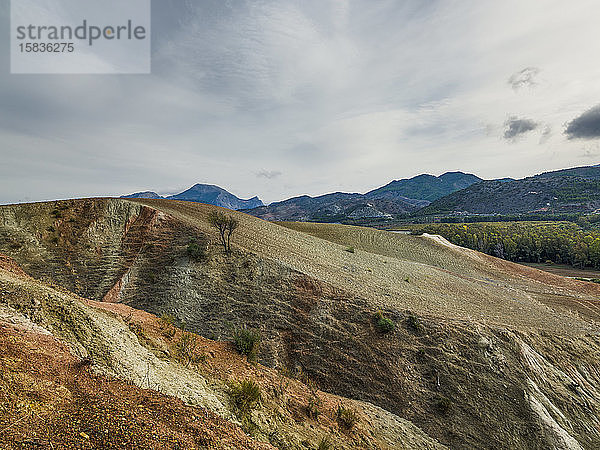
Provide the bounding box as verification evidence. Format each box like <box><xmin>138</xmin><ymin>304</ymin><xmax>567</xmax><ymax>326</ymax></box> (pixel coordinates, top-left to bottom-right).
<box><xmin>536</xmin><ymin>164</ymin><xmax>600</xmax><ymax>179</ymax></box>
<box><xmin>1</xmin><ymin>198</ymin><xmax>600</xmax><ymax>448</ymax></box>
<box><xmin>421</xmin><ymin>176</ymin><xmax>600</xmax><ymax>216</ymax></box>
<box><xmin>122</xmin><ymin>184</ymin><xmax>264</xmax><ymax>210</ymax></box>
<box><xmin>421</xmin><ymin>165</ymin><xmax>600</xmax><ymax>216</ymax></box>
<box><xmin>0</xmin><ymin>253</ymin><xmax>441</xmax><ymax>449</ymax></box>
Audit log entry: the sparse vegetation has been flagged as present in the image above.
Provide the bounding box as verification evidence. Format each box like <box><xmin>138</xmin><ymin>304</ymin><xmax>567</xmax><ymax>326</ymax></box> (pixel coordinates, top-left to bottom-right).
<box><xmin>159</xmin><ymin>313</ymin><xmax>176</xmax><ymax>339</ymax></box>
<box><xmin>406</xmin><ymin>314</ymin><xmax>422</xmax><ymax>332</ymax></box>
<box><xmin>175</xmin><ymin>331</ymin><xmax>206</xmax><ymax>367</ymax></box>
<box><xmin>228</xmin><ymin>379</ymin><xmax>262</xmax><ymax>417</ymax></box>
<box><xmin>186</xmin><ymin>239</ymin><xmax>207</xmax><ymax>261</ymax></box>
<box><xmin>317</xmin><ymin>436</ymin><xmax>333</xmax><ymax>450</ymax></box>
<box><xmin>336</xmin><ymin>404</ymin><xmax>358</xmax><ymax>430</ymax></box>
<box><xmin>307</xmin><ymin>379</ymin><xmax>322</xmax><ymax>419</ymax></box>
<box><xmin>207</xmin><ymin>211</ymin><xmax>239</xmax><ymax>254</ymax></box>
<box><xmin>374</xmin><ymin>311</ymin><xmax>395</xmax><ymax>334</ymax></box>
<box><xmin>232</xmin><ymin>326</ymin><xmax>261</xmax><ymax>361</ymax></box>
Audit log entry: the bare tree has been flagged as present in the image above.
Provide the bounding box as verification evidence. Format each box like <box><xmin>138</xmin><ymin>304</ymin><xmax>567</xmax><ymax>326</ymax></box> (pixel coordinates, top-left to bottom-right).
<box><xmin>207</xmin><ymin>211</ymin><xmax>239</xmax><ymax>254</ymax></box>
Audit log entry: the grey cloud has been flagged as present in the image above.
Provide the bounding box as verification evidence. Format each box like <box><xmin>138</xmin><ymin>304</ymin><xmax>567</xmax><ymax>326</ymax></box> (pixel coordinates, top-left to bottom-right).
<box><xmin>503</xmin><ymin>117</ymin><xmax>538</xmax><ymax>140</ymax></box>
<box><xmin>539</xmin><ymin>125</ymin><xmax>552</xmax><ymax>144</ymax></box>
<box><xmin>256</xmin><ymin>170</ymin><xmax>282</xmax><ymax>179</ymax></box>
<box><xmin>565</xmin><ymin>105</ymin><xmax>600</xmax><ymax>139</ymax></box>
<box><xmin>508</xmin><ymin>67</ymin><xmax>540</xmax><ymax>90</ymax></box>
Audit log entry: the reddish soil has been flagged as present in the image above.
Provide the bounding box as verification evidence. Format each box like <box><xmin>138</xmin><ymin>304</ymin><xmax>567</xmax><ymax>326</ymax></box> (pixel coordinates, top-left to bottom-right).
<box><xmin>0</xmin><ymin>322</ymin><xmax>273</xmax><ymax>450</ymax></box>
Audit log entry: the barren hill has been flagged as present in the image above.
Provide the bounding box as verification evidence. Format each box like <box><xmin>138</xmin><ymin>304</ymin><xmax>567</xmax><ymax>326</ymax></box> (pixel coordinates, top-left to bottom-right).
<box><xmin>1</xmin><ymin>198</ymin><xmax>600</xmax><ymax>449</ymax></box>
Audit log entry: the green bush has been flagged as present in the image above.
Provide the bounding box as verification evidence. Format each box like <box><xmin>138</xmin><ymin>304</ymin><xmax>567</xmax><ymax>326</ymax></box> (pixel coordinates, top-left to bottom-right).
<box><xmin>228</xmin><ymin>379</ymin><xmax>262</xmax><ymax>417</ymax></box>
<box><xmin>345</xmin><ymin>246</ymin><xmax>355</xmax><ymax>253</ymax></box>
<box><xmin>233</xmin><ymin>326</ymin><xmax>261</xmax><ymax>361</ymax></box>
<box><xmin>317</xmin><ymin>436</ymin><xmax>333</xmax><ymax>450</ymax></box>
<box><xmin>406</xmin><ymin>314</ymin><xmax>423</xmax><ymax>332</ymax></box>
<box><xmin>336</xmin><ymin>404</ymin><xmax>358</xmax><ymax>430</ymax></box>
<box><xmin>374</xmin><ymin>311</ymin><xmax>395</xmax><ymax>334</ymax></box>
<box><xmin>186</xmin><ymin>239</ymin><xmax>207</xmax><ymax>261</ymax></box>
<box><xmin>175</xmin><ymin>331</ymin><xmax>206</xmax><ymax>367</ymax></box>
<box><xmin>307</xmin><ymin>390</ymin><xmax>322</xmax><ymax>419</ymax></box>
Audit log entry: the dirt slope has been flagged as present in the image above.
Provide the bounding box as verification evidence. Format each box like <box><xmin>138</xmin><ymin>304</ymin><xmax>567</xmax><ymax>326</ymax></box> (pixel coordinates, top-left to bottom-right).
<box><xmin>1</xmin><ymin>198</ymin><xmax>600</xmax><ymax>449</ymax></box>
<box><xmin>132</xmin><ymin>199</ymin><xmax>600</xmax><ymax>333</ymax></box>
<box><xmin>0</xmin><ymin>254</ymin><xmax>444</xmax><ymax>450</ymax></box>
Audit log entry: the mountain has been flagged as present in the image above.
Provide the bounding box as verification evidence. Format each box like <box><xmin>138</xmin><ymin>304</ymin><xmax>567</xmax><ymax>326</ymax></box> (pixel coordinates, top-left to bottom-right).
<box><xmin>422</xmin><ymin>165</ymin><xmax>600</xmax><ymax>216</ymax></box>
<box><xmin>122</xmin><ymin>184</ymin><xmax>264</xmax><ymax>210</ymax></box>
<box><xmin>366</xmin><ymin>171</ymin><xmax>483</xmax><ymax>202</ymax></box>
<box><xmin>167</xmin><ymin>184</ymin><xmax>264</xmax><ymax>210</ymax></box>
<box><xmin>121</xmin><ymin>191</ymin><xmax>163</xmax><ymax>199</ymax></box>
<box><xmin>2</xmin><ymin>197</ymin><xmax>600</xmax><ymax>449</ymax></box>
<box><xmin>247</xmin><ymin>171</ymin><xmax>478</xmax><ymax>222</ymax></box>
<box><xmin>248</xmin><ymin>192</ymin><xmax>429</xmax><ymax>222</ymax></box>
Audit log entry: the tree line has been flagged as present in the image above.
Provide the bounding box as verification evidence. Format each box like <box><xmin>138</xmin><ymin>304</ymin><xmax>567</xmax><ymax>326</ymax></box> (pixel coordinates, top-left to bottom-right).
<box><xmin>408</xmin><ymin>221</ymin><xmax>600</xmax><ymax>269</ymax></box>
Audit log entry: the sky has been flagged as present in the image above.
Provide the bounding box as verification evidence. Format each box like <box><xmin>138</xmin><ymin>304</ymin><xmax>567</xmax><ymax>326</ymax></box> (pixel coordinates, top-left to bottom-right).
<box><xmin>2</xmin><ymin>0</ymin><xmax>600</xmax><ymax>205</ymax></box>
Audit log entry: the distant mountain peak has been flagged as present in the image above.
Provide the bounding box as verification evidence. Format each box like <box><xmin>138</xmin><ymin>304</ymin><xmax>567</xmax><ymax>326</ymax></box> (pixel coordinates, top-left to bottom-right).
<box><xmin>121</xmin><ymin>191</ymin><xmax>163</xmax><ymax>199</ymax></box>
<box><xmin>122</xmin><ymin>184</ymin><xmax>263</xmax><ymax>210</ymax></box>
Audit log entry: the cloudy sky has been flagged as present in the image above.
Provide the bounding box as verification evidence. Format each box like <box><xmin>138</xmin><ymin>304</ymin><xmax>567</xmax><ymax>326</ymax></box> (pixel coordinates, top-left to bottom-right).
<box><xmin>2</xmin><ymin>0</ymin><xmax>600</xmax><ymax>204</ymax></box>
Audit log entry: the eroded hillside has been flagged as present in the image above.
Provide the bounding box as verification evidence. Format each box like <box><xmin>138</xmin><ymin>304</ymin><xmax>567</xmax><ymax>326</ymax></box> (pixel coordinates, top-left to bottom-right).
<box><xmin>1</xmin><ymin>198</ymin><xmax>600</xmax><ymax>449</ymax></box>
<box><xmin>0</xmin><ymin>254</ymin><xmax>442</xmax><ymax>449</ymax></box>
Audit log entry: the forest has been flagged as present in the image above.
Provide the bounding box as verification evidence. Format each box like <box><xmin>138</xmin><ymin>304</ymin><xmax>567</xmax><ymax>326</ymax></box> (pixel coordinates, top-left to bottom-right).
<box><xmin>405</xmin><ymin>219</ymin><xmax>600</xmax><ymax>269</ymax></box>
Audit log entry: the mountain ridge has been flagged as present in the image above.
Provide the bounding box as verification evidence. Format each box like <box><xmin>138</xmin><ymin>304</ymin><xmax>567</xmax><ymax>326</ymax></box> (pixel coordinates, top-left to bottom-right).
<box><xmin>421</xmin><ymin>164</ymin><xmax>600</xmax><ymax>216</ymax></box>
<box><xmin>122</xmin><ymin>183</ymin><xmax>264</xmax><ymax>210</ymax></box>
<box><xmin>247</xmin><ymin>171</ymin><xmax>479</xmax><ymax>222</ymax></box>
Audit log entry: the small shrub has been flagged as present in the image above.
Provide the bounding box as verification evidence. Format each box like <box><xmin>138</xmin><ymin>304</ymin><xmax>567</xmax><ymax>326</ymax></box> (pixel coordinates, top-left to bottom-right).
<box><xmin>46</xmin><ymin>225</ymin><xmax>56</xmax><ymax>232</ymax></box>
<box><xmin>436</xmin><ymin>396</ymin><xmax>452</xmax><ymax>414</ymax></box>
<box><xmin>187</xmin><ymin>239</ymin><xmax>207</xmax><ymax>261</ymax></box>
<box><xmin>345</xmin><ymin>246</ymin><xmax>355</xmax><ymax>253</ymax></box>
<box><xmin>232</xmin><ymin>326</ymin><xmax>261</xmax><ymax>361</ymax></box>
<box><xmin>374</xmin><ymin>311</ymin><xmax>395</xmax><ymax>334</ymax></box>
<box><xmin>336</xmin><ymin>404</ymin><xmax>358</xmax><ymax>430</ymax></box>
<box><xmin>404</xmin><ymin>276</ymin><xmax>410</xmax><ymax>282</ymax></box>
<box><xmin>228</xmin><ymin>379</ymin><xmax>262</xmax><ymax>417</ymax></box>
<box><xmin>410</xmin><ymin>229</ymin><xmax>423</xmax><ymax>236</ymax></box>
<box><xmin>49</xmin><ymin>236</ymin><xmax>59</xmax><ymax>244</ymax></box>
<box><xmin>128</xmin><ymin>321</ymin><xmax>145</xmax><ymax>340</ymax></box>
<box><xmin>317</xmin><ymin>436</ymin><xmax>333</xmax><ymax>450</ymax></box>
<box><xmin>50</xmin><ymin>209</ymin><xmax>62</xmax><ymax>218</ymax></box>
<box><xmin>159</xmin><ymin>313</ymin><xmax>176</xmax><ymax>339</ymax></box>
<box><xmin>406</xmin><ymin>314</ymin><xmax>422</xmax><ymax>332</ymax></box>
<box><xmin>175</xmin><ymin>331</ymin><xmax>206</xmax><ymax>367</ymax></box>
<box><xmin>307</xmin><ymin>392</ymin><xmax>322</xmax><ymax>419</ymax></box>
